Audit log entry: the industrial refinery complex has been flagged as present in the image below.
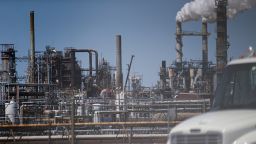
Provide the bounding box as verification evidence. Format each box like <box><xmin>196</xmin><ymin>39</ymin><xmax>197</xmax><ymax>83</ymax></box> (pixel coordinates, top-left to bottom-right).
<box><xmin>0</xmin><ymin>0</ymin><xmax>255</xmax><ymax>143</ymax></box>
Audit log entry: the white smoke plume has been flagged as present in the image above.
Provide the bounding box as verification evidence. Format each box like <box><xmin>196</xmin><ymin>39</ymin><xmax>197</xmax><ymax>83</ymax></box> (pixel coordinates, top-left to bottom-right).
<box><xmin>176</xmin><ymin>0</ymin><xmax>256</xmax><ymax>22</ymax></box>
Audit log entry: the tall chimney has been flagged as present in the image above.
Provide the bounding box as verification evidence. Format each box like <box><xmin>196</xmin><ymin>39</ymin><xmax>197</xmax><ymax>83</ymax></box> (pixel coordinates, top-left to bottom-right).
<box><xmin>30</xmin><ymin>11</ymin><xmax>35</xmax><ymax>83</ymax></box>
<box><xmin>116</xmin><ymin>35</ymin><xmax>123</xmax><ymax>90</ymax></box>
<box><xmin>216</xmin><ymin>0</ymin><xmax>228</xmax><ymax>83</ymax></box>
<box><xmin>176</xmin><ymin>21</ymin><xmax>183</xmax><ymax>70</ymax></box>
<box><xmin>202</xmin><ymin>19</ymin><xmax>208</xmax><ymax>79</ymax></box>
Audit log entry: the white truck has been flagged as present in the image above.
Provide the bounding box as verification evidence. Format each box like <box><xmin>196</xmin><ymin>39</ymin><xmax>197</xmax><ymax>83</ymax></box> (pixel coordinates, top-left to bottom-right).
<box><xmin>167</xmin><ymin>56</ymin><xmax>256</xmax><ymax>144</ymax></box>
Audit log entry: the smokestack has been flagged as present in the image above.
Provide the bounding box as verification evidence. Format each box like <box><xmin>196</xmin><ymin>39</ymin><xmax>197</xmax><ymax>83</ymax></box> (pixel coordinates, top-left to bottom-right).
<box><xmin>202</xmin><ymin>19</ymin><xmax>208</xmax><ymax>78</ymax></box>
<box><xmin>116</xmin><ymin>35</ymin><xmax>123</xmax><ymax>90</ymax></box>
<box><xmin>30</xmin><ymin>11</ymin><xmax>35</xmax><ymax>83</ymax></box>
<box><xmin>176</xmin><ymin>0</ymin><xmax>256</xmax><ymax>23</ymax></box>
<box><xmin>176</xmin><ymin>21</ymin><xmax>183</xmax><ymax>70</ymax></box>
<box><xmin>216</xmin><ymin>0</ymin><xmax>228</xmax><ymax>80</ymax></box>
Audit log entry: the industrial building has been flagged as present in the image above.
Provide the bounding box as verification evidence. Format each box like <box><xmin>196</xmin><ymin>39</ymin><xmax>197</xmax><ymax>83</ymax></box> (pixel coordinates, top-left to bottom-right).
<box><xmin>158</xmin><ymin>19</ymin><xmax>216</xmax><ymax>100</ymax></box>
<box><xmin>0</xmin><ymin>0</ymin><xmax>241</xmax><ymax>143</ymax></box>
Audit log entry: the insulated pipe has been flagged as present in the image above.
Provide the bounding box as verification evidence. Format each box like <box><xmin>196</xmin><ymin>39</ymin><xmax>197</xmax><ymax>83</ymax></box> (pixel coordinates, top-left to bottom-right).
<box><xmin>89</xmin><ymin>49</ymin><xmax>99</xmax><ymax>81</ymax></box>
<box><xmin>176</xmin><ymin>21</ymin><xmax>183</xmax><ymax>70</ymax></box>
<box><xmin>67</xmin><ymin>48</ymin><xmax>99</xmax><ymax>88</ymax></box>
<box><xmin>69</xmin><ymin>48</ymin><xmax>99</xmax><ymax>76</ymax></box>
<box><xmin>89</xmin><ymin>52</ymin><xmax>93</xmax><ymax>77</ymax></box>
<box><xmin>30</xmin><ymin>11</ymin><xmax>35</xmax><ymax>83</ymax></box>
<box><xmin>19</xmin><ymin>105</ymin><xmax>24</xmax><ymax>124</ymax></box>
<box><xmin>69</xmin><ymin>49</ymin><xmax>92</xmax><ymax>76</ymax></box>
<box><xmin>116</xmin><ymin>35</ymin><xmax>123</xmax><ymax>91</ymax></box>
<box><xmin>202</xmin><ymin>19</ymin><xmax>208</xmax><ymax>78</ymax></box>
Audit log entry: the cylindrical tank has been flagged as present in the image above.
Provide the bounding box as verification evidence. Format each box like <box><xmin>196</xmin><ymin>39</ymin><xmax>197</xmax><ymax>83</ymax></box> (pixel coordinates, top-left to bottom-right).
<box><xmin>93</xmin><ymin>111</ymin><xmax>100</xmax><ymax>123</ymax></box>
<box><xmin>190</xmin><ymin>68</ymin><xmax>195</xmax><ymax>89</ymax></box>
<box><xmin>168</xmin><ymin>68</ymin><xmax>175</xmax><ymax>78</ymax></box>
<box><xmin>92</xmin><ymin>103</ymin><xmax>102</xmax><ymax>123</ymax></box>
<box><xmin>92</xmin><ymin>103</ymin><xmax>102</xmax><ymax>111</ymax></box>
<box><xmin>5</xmin><ymin>99</ymin><xmax>18</xmax><ymax>124</ymax></box>
<box><xmin>190</xmin><ymin>68</ymin><xmax>195</xmax><ymax>78</ymax></box>
<box><xmin>100</xmin><ymin>89</ymin><xmax>113</xmax><ymax>99</ymax></box>
<box><xmin>197</xmin><ymin>68</ymin><xmax>203</xmax><ymax>77</ymax></box>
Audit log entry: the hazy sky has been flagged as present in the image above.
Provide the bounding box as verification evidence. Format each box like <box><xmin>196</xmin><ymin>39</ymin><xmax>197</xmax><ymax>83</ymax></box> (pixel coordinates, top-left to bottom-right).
<box><xmin>0</xmin><ymin>0</ymin><xmax>255</xmax><ymax>86</ymax></box>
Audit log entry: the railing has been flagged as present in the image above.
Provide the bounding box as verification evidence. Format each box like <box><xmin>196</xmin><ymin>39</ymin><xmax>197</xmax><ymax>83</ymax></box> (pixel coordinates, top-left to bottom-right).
<box><xmin>0</xmin><ymin>98</ymin><xmax>210</xmax><ymax>137</ymax></box>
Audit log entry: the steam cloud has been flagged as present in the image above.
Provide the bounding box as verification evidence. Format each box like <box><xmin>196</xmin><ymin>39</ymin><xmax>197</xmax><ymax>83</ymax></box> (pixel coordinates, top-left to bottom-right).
<box><xmin>176</xmin><ymin>0</ymin><xmax>256</xmax><ymax>22</ymax></box>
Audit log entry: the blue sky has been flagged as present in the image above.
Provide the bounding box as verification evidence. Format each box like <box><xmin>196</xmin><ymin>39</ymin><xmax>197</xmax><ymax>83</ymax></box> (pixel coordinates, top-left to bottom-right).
<box><xmin>0</xmin><ymin>0</ymin><xmax>255</xmax><ymax>86</ymax></box>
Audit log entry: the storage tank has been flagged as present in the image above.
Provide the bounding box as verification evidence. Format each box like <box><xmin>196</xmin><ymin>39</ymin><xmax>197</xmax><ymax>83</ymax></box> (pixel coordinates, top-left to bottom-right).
<box><xmin>168</xmin><ymin>68</ymin><xmax>175</xmax><ymax>89</ymax></box>
<box><xmin>93</xmin><ymin>111</ymin><xmax>100</xmax><ymax>123</ymax></box>
<box><xmin>92</xmin><ymin>103</ymin><xmax>102</xmax><ymax>111</ymax></box>
<box><xmin>5</xmin><ymin>99</ymin><xmax>18</xmax><ymax>124</ymax></box>
<box><xmin>190</xmin><ymin>68</ymin><xmax>195</xmax><ymax>89</ymax></box>
<box><xmin>168</xmin><ymin>68</ymin><xmax>175</xmax><ymax>78</ymax></box>
<box><xmin>92</xmin><ymin>104</ymin><xmax>102</xmax><ymax>123</ymax></box>
<box><xmin>197</xmin><ymin>68</ymin><xmax>203</xmax><ymax>77</ymax></box>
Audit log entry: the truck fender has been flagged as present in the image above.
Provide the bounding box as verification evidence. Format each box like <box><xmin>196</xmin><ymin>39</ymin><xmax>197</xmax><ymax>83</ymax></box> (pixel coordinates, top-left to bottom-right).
<box><xmin>233</xmin><ymin>130</ymin><xmax>256</xmax><ymax>144</ymax></box>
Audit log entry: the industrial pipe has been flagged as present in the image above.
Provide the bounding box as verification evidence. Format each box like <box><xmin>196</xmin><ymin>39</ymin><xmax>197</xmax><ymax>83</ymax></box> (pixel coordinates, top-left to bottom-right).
<box><xmin>66</xmin><ymin>48</ymin><xmax>99</xmax><ymax>89</ymax></box>
<box><xmin>69</xmin><ymin>49</ymin><xmax>92</xmax><ymax>77</ymax></box>
<box><xmin>89</xmin><ymin>52</ymin><xmax>93</xmax><ymax>76</ymax></box>
<box><xmin>68</xmin><ymin>48</ymin><xmax>98</xmax><ymax>78</ymax></box>
<box><xmin>89</xmin><ymin>49</ymin><xmax>99</xmax><ymax>82</ymax></box>
<box><xmin>19</xmin><ymin>105</ymin><xmax>24</xmax><ymax>124</ymax></box>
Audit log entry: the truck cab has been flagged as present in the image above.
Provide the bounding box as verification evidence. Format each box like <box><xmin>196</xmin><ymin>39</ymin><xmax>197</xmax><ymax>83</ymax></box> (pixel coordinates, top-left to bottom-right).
<box><xmin>167</xmin><ymin>56</ymin><xmax>256</xmax><ymax>144</ymax></box>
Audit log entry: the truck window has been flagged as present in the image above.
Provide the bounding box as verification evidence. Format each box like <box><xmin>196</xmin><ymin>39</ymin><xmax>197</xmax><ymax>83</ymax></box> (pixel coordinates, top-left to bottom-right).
<box><xmin>250</xmin><ymin>66</ymin><xmax>256</xmax><ymax>90</ymax></box>
<box><xmin>213</xmin><ymin>64</ymin><xmax>256</xmax><ymax>110</ymax></box>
